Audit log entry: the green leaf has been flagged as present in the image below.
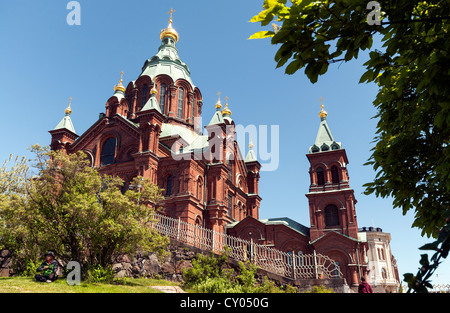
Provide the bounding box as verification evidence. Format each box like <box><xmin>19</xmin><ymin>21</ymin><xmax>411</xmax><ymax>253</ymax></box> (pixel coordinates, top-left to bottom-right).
<box><xmin>248</xmin><ymin>30</ymin><xmax>275</xmax><ymax>40</ymax></box>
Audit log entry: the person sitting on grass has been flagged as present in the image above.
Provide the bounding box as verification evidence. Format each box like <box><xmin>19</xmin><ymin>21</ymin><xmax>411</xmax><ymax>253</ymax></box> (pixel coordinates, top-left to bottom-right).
<box><xmin>35</xmin><ymin>251</ymin><xmax>59</xmax><ymax>283</ymax></box>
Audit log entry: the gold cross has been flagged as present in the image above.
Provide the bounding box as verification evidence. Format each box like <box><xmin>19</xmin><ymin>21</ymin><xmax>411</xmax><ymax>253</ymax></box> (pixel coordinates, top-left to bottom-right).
<box><xmin>225</xmin><ymin>96</ymin><xmax>229</xmax><ymax>103</ymax></box>
<box><xmin>318</xmin><ymin>96</ymin><xmax>325</xmax><ymax>109</ymax></box>
<box><xmin>69</xmin><ymin>97</ymin><xmax>72</xmax><ymax>105</ymax></box>
<box><xmin>119</xmin><ymin>70</ymin><xmax>124</xmax><ymax>83</ymax></box>
<box><xmin>168</xmin><ymin>8</ymin><xmax>175</xmax><ymax>22</ymax></box>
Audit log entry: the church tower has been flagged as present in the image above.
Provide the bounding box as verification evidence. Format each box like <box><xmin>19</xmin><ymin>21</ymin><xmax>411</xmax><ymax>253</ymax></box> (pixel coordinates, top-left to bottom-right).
<box><xmin>306</xmin><ymin>100</ymin><xmax>359</xmax><ymax>242</ymax></box>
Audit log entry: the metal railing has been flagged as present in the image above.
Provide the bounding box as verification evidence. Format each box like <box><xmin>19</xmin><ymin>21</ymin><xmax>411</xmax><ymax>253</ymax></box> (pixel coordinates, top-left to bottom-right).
<box><xmin>151</xmin><ymin>213</ymin><xmax>343</xmax><ymax>280</ymax></box>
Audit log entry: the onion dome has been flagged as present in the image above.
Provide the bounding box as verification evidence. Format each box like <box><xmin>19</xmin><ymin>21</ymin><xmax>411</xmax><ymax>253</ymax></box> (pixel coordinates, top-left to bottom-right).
<box><xmin>114</xmin><ymin>71</ymin><xmax>126</xmax><ymax>93</ymax></box>
<box><xmin>318</xmin><ymin>97</ymin><xmax>327</xmax><ymax>120</ymax></box>
<box><xmin>160</xmin><ymin>8</ymin><xmax>179</xmax><ymax>43</ymax></box>
<box><xmin>221</xmin><ymin>97</ymin><xmax>232</xmax><ymax>117</ymax></box>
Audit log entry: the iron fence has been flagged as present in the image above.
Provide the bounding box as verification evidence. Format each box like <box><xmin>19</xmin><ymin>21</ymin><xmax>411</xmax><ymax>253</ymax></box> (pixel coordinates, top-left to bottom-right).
<box><xmin>151</xmin><ymin>213</ymin><xmax>343</xmax><ymax>280</ymax></box>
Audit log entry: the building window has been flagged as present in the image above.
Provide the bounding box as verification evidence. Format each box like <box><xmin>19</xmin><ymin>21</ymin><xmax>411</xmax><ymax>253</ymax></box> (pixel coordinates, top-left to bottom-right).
<box><xmin>331</xmin><ymin>165</ymin><xmax>339</xmax><ymax>184</ymax></box>
<box><xmin>227</xmin><ymin>194</ymin><xmax>232</xmax><ymax>216</ymax></box>
<box><xmin>159</xmin><ymin>83</ymin><xmax>166</xmax><ymax>113</ymax></box>
<box><xmin>381</xmin><ymin>267</ymin><xmax>387</xmax><ymax>279</ymax></box>
<box><xmin>166</xmin><ymin>176</ymin><xmax>173</xmax><ymax>196</ymax></box>
<box><xmin>192</xmin><ymin>95</ymin><xmax>195</xmax><ymax>120</ymax></box>
<box><xmin>100</xmin><ymin>137</ymin><xmax>116</xmax><ymax>166</ymax></box>
<box><xmin>324</xmin><ymin>204</ymin><xmax>339</xmax><ymax>227</ymax></box>
<box><xmin>316</xmin><ymin>167</ymin><xmax>325</xmax><ymax>186</ymax></box>
<box><xmin>333</xmin><ymin>261</ymin><xmax>341</xmax><ymax>278</ymax></box>
<box><xmin>197</xmin><ymin>177</ymin><xmax>203</xmax><ymax>202</ymax></box>
<box><xmin>141</xmin><ymin>84</ymin><xmax>148</xmax><ymax>109</ymax></box>
<box><xmin>177</xmin><ymin>87</ymin><xmax>184</xmax><ymax>118</ymax></box>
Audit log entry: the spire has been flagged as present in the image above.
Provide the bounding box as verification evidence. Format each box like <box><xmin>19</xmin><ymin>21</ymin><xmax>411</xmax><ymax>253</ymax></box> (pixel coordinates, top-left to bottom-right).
<box><xmin>141</xmin><ymin>82</ymin><xmax>161</xmax><ymax>113</ymax></box>
<box><xmin>207</xmin><ymin>91</ymin><xmax>225</xmax><ymax>126</ymax></box>
<box><xmin>160</xmin><ymin>8</ymin><xmax>179</xmax><ymax>43</ymax></box>
<box><xmin>54</xmin><ymin>97</ymin><xmax>77</xmax><ymax>134</ymax></box>
<box><xmin>245</xmin><ymin>137</ymin><xmax>257</xmax><ymax>163</ymax></box>
<box><xmin>309</xmin><ymin>98</ymin><xmax>341</xmax><ymax>153</ymax></box>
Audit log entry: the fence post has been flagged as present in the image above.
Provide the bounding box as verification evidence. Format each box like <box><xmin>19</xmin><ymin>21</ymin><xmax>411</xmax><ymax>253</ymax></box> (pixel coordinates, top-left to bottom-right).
<box><xmin>314</xmin><ymin>250</ymin><xmax>318</xmax><ymax>279</ymax></box>
<box><xmin>292</xmin><ymin>254</ymin><xmax>296</xmax><ymax>280</ymax></box>
<box><xmin>212</xmin><ymin>229</ymin><xmax>215</xmax><ymax>253</ymax></box>
<box><xmin>177</xmin><ymin>217</ymin><xmax>181</xmax><ymax>241</ymax></box>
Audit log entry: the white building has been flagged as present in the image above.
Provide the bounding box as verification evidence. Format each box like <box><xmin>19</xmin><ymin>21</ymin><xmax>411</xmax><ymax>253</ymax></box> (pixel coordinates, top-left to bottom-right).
<box><xmin>358</xmin><ymin>227</ymin><xmax>400</xmax><ymax>293</ymax></box>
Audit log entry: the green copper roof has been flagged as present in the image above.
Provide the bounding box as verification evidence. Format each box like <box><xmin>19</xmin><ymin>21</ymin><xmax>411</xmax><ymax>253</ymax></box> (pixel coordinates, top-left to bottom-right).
<box><xmin>244</xmin><ymin>144</ymin><xmax>257</xmax><ymax>163</ymax></box>
<box><xmin>309</xmin><ymin>116</ymin><xmax>342</xmax><ymax>153</ymax></box>
<box><xmin>53</xmin><ymin>113</ymin><xmax>76</xmax><ymax>134</ymax></box>
<box><xmin>207</xmin><ymin>109</ymin><xmax>225</xmax><ymax>126</ymax></box>
<box><xmin>140</xmin><ymin>37</ymin><xmax>195</xmax><ymax>87</ymax></box>
<box><xmin>141</xmin><ymin>93</ymin><xmax>162</xmax><ymax>113</ymax></box>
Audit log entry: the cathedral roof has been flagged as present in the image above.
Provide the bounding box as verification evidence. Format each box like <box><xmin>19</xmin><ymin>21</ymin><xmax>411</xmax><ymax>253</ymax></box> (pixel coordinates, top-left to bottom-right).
<box><xmin>139</xmin><ymin>13</ymin><xmax>195</xmax><ymax>88</ymax></box>
<box><xmin>141</xmin><ymin>85</ymin><xmax>162</xmax><ymax>113</ymax></box>
<box><xmin>244</xmin><ymin>139</ymin><xmax>257</xmax><ymax>163</ymax></box>
<box><xmin>309</xmin><ymin>101</ymin><xmax>342</xmax><ymax>153</ymax></box>
<box><xmin>53</xmin><ymin>98</ymin><xmax>76</xmax><ymax>134</ymax></box>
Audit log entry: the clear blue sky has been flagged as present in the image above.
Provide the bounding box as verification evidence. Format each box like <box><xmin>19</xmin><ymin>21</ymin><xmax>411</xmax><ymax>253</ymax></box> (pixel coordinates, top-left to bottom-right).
<box><xmin>0</xmin><ymin>0</ymin><xmax>448</xmax><ymax>285</ymax></box>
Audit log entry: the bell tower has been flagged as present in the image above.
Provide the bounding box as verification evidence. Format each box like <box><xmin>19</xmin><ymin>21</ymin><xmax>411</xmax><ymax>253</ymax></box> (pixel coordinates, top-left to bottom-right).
<box><xmin>306</xmin><ymin>99</ymin><xmax>359</xmax><ymax>242</ymax></box>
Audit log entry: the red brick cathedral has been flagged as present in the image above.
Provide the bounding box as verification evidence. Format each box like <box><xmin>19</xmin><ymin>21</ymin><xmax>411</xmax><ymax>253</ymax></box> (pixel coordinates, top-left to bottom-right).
<box><xmin>49</xmin><ymin>15</ymin><xmax>368</xmax><ymax>286</ymax></box>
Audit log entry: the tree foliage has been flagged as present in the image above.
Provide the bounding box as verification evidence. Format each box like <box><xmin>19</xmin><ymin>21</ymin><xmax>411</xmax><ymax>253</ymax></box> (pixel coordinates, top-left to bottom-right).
<box><xmin>250</xmin><ymin>0</ymin><xmax>450</xmax><ymax>292</ymax></box>
<box><xmin>182</xmin><ymin>248</ymin><xmax>298</xmax><ymax>293</ymax></box>
<box><xmin>0</xmin><ymin>145</ymin><xmax>168</xmax><ymax>278</ymax></box>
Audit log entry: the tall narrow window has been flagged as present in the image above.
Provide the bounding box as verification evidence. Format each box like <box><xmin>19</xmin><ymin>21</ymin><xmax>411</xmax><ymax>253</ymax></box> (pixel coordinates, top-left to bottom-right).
<box><xmin>227</xmin><ymin>194</ymin><xmax>232</xmax><ymax>216</ymax></box>
<box><xmin>192</xmin><ymin>95</ymin><xmax>195</xmax><ymax>120</ymax></box>
<box><xmin>316</xmin><ymin>167</ymin><xmax>325</xmax><ymax>186</ymax></box>
<box><xmin>141</xmin><ymin>84</ymin><xmax>148</xmax><ymax>108</ymax></box>
<box><xmin>331</xmin><ymin>165</ymin><xmax>339</xmax><ymax>184</ymax></box>
<box><xmin>166</xmin><ymin>176</ymin><xmax>173</xmax><ymax>196</ymax></box>
<box><xmin>324</xmin><ymin>204</ymin><xmax>339</xmax><ymax>227</ymax></box>
<box><xmin>177</xmin><ymin>87</ymin><xmax>184</xmax><ymax>118</ymax></box>
<box><xmin>159</xmin><ymin>83</ymin><xmax>166</xmax><ymax>113</ymax></box>
<box><xmin>100</xmin><ymin>137</ymin><xmax>116</xmax><ymax>166</ymax></box>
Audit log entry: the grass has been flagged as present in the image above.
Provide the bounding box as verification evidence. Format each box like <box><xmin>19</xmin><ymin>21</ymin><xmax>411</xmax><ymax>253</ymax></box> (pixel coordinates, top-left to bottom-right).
<box><xmin>0</xmin><ymin>276</ymin><xmax>182</xmax><ymax>293</ymax></box>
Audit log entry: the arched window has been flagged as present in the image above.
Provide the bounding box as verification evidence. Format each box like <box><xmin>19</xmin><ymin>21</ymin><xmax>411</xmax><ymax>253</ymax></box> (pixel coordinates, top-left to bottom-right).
<box><xmin>100</xmin><ymin>137</ymin><xmax>116</xmax><ymax>166</ymax></box>
<box><xmin>227</xmin><ymin>194</ymin><xmax>232</xmax><ymax>216</ymax></box>
<box><xmin>324</xmin><ymin>204</ymin><xmax>339</xmax><ymax>227</ymax></box>
<box><xmin>159</xmin><ymin>83</ymin><xmax>166</xmax><ymax>113</ymax></box>
<box><xmin>316</xmin><ymin>167</ymin><xmax>325</xmax><ymax>186</ymax></box>
<box><xmin>197</xmin><ymin>177</ymin><xmax>203</xmax><ymax>202</ymax></box>
<box><xmin>381</xmin><ymin>268</ymin><xmax>387</xmax><ymax>279</ymax></box>
<box><xmin>166</xmin><ymin>176</ymin><xmax>173</xmax><ymax>196</ymax></box>
<box><xmin>331</xmin><ymin>165</ymin><xmax>339</xmax><ymax>184</ymax></box>
<box><xmin>177</xmin><ymin>87</ymin><xmax>184</xmax><ymax>118</ymax></box>
<box><xmin>141</xmin><ymin>84</ymin><xmax>148</xmax><ymax>109</ymax></box>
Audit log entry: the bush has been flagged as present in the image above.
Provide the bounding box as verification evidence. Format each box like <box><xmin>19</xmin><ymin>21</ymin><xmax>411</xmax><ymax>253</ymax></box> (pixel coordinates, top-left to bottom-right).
<box><xmin>303</xmin><ymin>285</ymin><xmax>334</xmax><ymax>293</ymax></box>
<box><xmin>182</xmin><ymin>249</ymin><xmax>297</xmax><ymax>293</ymax></box>
<box><xmin>87</xmin><ymin>265</ymin><xmax>115</xmax><ymax>283</ymax></box>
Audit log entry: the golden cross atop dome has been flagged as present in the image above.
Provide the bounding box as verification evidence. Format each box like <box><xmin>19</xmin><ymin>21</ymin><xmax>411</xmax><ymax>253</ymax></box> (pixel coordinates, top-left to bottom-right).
<box><xmin>318</xmin><ymin>97</ymin><xmax>328</xmax><ymax>119</ymax></box>
<box><xmin>65</xmin><ymin>97</ymin><xmax>72</xmax><ymax>115</ymax></box>
<box><xmin>215</xmin><ymin>91</ymin><xmax>222</xmax><ymax>109</ymax></box>
<box><xmin>222</xmin><ymin>96</ymin><xmax>232</xmax><ymax>116</ymax></box>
